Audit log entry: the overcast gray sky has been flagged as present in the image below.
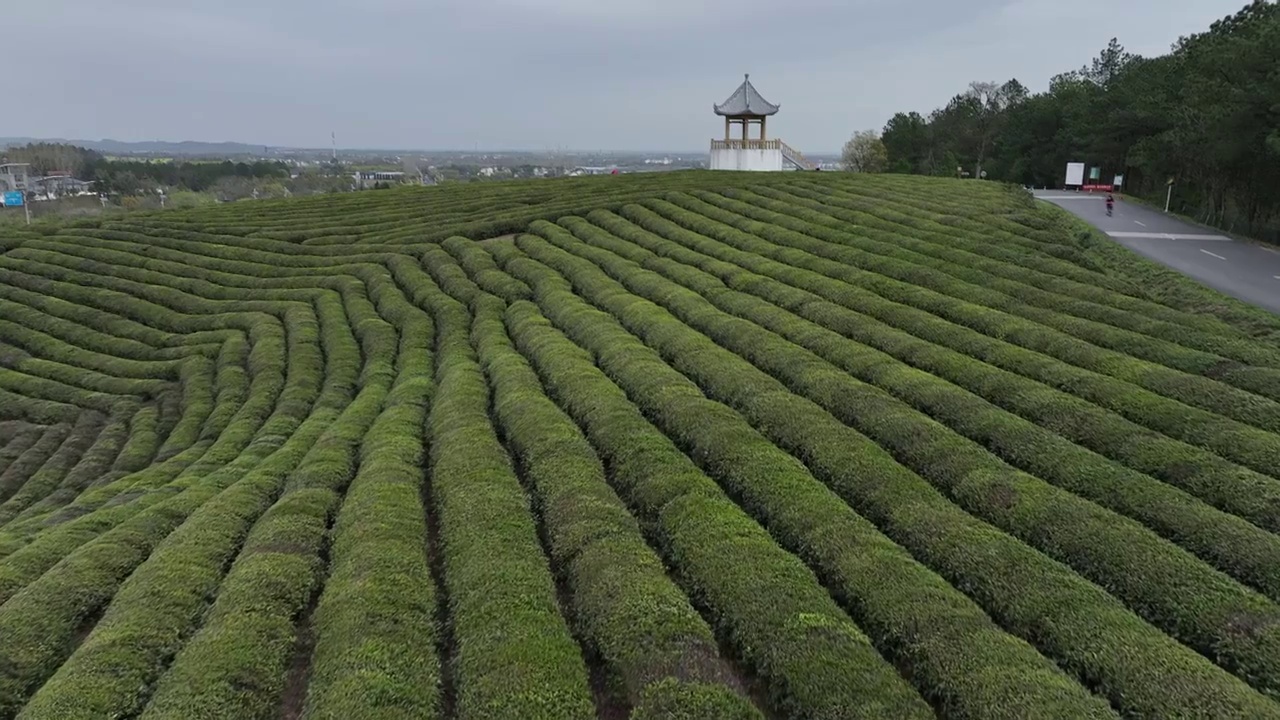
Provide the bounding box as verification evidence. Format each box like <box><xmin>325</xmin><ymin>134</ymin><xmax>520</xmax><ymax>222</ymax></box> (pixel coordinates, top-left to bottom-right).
<box><xmin>11</xmin><ymin>0</ymin><xmax>1252</xmax><ymax>152</ymax></box>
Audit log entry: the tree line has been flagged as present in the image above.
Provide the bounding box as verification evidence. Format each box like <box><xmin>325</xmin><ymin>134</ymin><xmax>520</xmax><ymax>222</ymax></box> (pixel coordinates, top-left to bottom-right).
<box><xmin>0</xmin><ymin>143</ymin><xmax>291</xmax><ymax>194</ymax></box>
<box><xmin>855</xmin><ymin>1</ymin><xmax>1280</xmax><ymax>240</ymax></box>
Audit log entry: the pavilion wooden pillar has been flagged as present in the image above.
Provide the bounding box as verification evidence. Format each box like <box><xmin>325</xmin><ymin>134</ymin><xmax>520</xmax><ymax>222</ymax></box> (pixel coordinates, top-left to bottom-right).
<box><xmin>761</xmin><ymin>116</ymin><xmax>767</xmax><ymax>141</ymax></box>
<box><xmin>724</xmin><ymin>116</ymin><xmax>731</xmax><ymax>141</ymax></box>
<box><xmin>742</xmin><ymin>118</ymin><xmax>749</xmax><ymax>142</ymax></box>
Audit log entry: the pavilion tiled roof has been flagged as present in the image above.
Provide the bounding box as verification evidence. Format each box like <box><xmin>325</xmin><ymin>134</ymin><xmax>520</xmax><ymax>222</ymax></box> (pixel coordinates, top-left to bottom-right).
<box><xmin>714</xmin><ymin>74</ymin><xmax>780</xmax><ymax>117</ymax></box>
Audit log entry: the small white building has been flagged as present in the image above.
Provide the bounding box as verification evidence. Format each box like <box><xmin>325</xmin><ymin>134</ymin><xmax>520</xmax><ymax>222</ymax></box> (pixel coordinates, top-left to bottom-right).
<box><xmin>0</xmin><ymin>163</ymin><xmax>32</xmax><ymax>193</ymax></box>
<box><xmin>353</xmin><ymin>170</ymin><xmax>405</xmax><ymax>189</ymax></box>
<box><xmin>710</xmin><ymin>75</ymin><xmax>814</xmax><ymax>172</ymax></box>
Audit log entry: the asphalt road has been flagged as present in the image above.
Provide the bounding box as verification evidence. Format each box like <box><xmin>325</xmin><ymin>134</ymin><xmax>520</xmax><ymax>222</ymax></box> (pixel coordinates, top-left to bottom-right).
<box><xmin>1034</xmin><ymin>190</ymin><xmax>1280</xmax><ymax>314</ymax></box>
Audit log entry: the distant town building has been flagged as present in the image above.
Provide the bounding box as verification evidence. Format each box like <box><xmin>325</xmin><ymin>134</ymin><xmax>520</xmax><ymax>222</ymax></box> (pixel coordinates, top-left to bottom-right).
<box><xmin>34</xmin><ymin>172</ymin><xmax>93</xmax><ymax>198</ymax></box>
<box><xmin>353</xmin><ymin>170</ymin><xmax>405</xmax><ymax>189</ymax></box>
<box><xmin>0</xmin><ymin>163</ymin><xmax>31</xmax><ymax>193</ymax></box>
<box><xmin>709</xmin><ymin>75</ymin><xmax>814</xmax><ymax>172</ymax></box>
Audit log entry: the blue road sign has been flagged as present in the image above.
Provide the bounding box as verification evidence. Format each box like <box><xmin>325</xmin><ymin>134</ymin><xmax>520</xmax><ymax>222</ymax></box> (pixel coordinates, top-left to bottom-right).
<box><xmin>2</xmin><ymin>191</ymin><xmax>23</xmax><ymax>207</ymax></box>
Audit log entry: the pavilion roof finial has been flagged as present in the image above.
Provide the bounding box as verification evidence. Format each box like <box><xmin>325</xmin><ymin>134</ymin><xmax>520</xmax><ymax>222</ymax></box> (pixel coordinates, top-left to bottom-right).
<box><xmin>714</xmin><ymin>74</ymin><xmax>779</xmax><ymax>117</ymax></box>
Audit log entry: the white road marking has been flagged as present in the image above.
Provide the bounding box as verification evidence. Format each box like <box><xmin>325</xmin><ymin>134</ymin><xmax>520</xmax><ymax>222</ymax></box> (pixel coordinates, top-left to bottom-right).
<box><xmin>1263</xmin><ymin>247</ymin><xmax>1280</xmax><ymax>256</ymax></box>
<box><xmin>1134</xmin><ymin>221</ymin><xmax>1146</xmax><ymax>227</ymax></box>
<box><xmin>1200</xmin><ymin>249</ymin><xmax>1227</xmax><ymax>260</ymax></box>
<box><xmin>1107</xmin><ymin>231</ymin><xmax>1232</xmax><ymax>241</ymax></box>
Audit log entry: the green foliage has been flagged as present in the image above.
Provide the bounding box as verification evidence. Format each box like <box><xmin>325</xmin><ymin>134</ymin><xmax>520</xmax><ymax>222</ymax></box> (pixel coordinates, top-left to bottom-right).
<box><xmin>840</xmin><ymin>129</ymin><xmax>888</xmax><ymax>172</ymax></box>
<box><xmin>411</xmin><ymin>256</ymin><xmax>594</xmax><ymax>719</ymax></box>
<box><xmin>302</xmin><ymin>274</ymin><xmax>441</xmax><ymax>720</ymax></box>
<box><xmin>883</xmin><ymin>4</ymin><xmax>1280</xmax><ymax>240</ymax></box>
<box><xmin>167</xmin><ymin>191</ymin><xmax>217</xmax><ymax>209</ymax></box>
<box><xmin>92</xmin><ymin>158</ymin><xmax>291</xmax><ymax>195</ymax></box>
<box><xmin>2</xmin><ymin>169</ymin><xmax>1280</xmax><ymax>720</ymax></box>
<box><xmin>460</xmin><ymin>272</ymin><xmax>753</xmax><ymax>714</ymax></box>
<box><xmin>503</xmin><ymin>294</ymin><xmax>934</xmax><ymax>720</ymax></box>
<box><xmin>513</xmin><ymin>224</ymin><xmax>1279</xmax><ymax>716</ymax></box>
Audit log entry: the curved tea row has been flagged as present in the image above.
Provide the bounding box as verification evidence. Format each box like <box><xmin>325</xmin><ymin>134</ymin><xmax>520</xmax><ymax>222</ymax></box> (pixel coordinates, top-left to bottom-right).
<box><xmin>1</xmin><ymin>172</ymin><xmax>1279</xmax><ymax>718</ymax></box>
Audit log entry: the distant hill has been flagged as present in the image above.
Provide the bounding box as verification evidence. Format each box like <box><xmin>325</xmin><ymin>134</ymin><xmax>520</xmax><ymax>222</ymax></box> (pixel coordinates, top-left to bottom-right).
<box><xmin>0</xmin><ymin>137</ymin><xmax>730</xmax><ymax>158</ymax></box>
<box><xmin>0</xmin><ymin>137</ymin><xmax>275</xmax><ymax>156</ymax></box>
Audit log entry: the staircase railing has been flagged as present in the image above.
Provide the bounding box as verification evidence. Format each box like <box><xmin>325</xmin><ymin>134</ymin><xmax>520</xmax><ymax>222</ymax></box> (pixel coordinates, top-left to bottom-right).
<box><xmin>780</xmin><ymin>141</ymin><xmax>816</xmax><ymax>170</ymax></box>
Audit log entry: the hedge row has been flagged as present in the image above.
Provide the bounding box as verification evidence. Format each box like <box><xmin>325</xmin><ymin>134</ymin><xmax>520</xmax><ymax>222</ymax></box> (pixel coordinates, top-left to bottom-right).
<box><xmin>156</xmin><ymin>356</ymin><xmax>216</xmax><ymax>461</ymax></box>
<box><xmin>441</xmin><ymin>236</ymin><xmax>533</xmax><ymax>303</ymax></box>
<box><xmin>773</xmin><ymin>181</ymin><xmax>1225</xmax><ymax>328</ymax></box>
<box><xmin>0</xmin><ymin>285</ymin><xmax>198</xmax><ymax>361</ymax></box>
<box><xmin>0</xmin><ymin>422</ymin><xmax>34</xmax><ymax>445</ymax></box>
<box><xmin>622</xmin><ymin>202</ymin><xmax>1280</xmax><ymax>486</ymax></box>
<box><xmin>0</xmin><ymin>412</ymin><xmax>104</xmax><ymax>525</ymax></box>
<box><xmin>0</xmin><ymin>304</ymin><xmax>294</xmax><ymax>605</ymax></box>
<box><xmin>795</xmin><ymin>176</ymin><xmax>1106</xmax><ymax>265</ymax></box>
<box><xmin>512</xmin><ymin>230</ymin><xmax>1280</xmax><ymax>717</ymax></box>
<box><xmin>135</xmin><ymin>303</ymin><xmax>386</xmax><ymax>719</ymax></box>
<box><xmin>0</xmin><ymin>366</ymin><xmax>132</xmax><ymax>415</ymax></box>
<box><xmin>0</xmin><ymin>427</ymin><xmax>43</xmax><ymax>479</ymax></box>
<box><xmin>302</xmin><ymin>269</ymin><xmax>443</xmax><ymax>720</ymax></box>
<box><xmin>502</xmin><ymin>236</ymin><xmax>1114</xmax><ymax>718</ymax></box>
<box><xmin>0</xmin><ymin>440</ymin><xmax>204</xmax><ymax>562</ymax></box>
<box><xmin>21</xmin><ymin>293</ymin><xmax>366</xmax><ymax>719</ymax></box>
<box><xmin>723</xmin><ymin>185</ymin><xmax>1280</xmax><ymax>389</ymax></box>
<box><xmin>152</xmin><ymin>387</ymin><xmax>183</xmax><ymax>455</ymax></box>
<box><xmin>1056</xmin><ymin>205</ymin><xmax>1280</xmax><ymax>345</ymax></box>
<box><xmin>0</xmin><ymin>254</ymin><xmax>317</xmax><ymax>352</ymax></box>
<box><xmin>751</xmin><ymin>184</ymin><xmax>1138</xmax><ymax>294</ymax></box>
<box><xmin>573</xmin><ymin>210</ymin><xmax>1280</xmax><ymax>599</ymax></box>
<box><xmin>44</xmin><ymin>228</ymin><xmax>397</xmax><ymax>272</ymax></box>
<box><xmin>405</xmin><ymin>256</ymin><xmax>596</xmax><ymax>720</ymax></box>
<box><xmin>817</xmin><ymin>176</ymin><xmax>1273</xmax><ymax>341</ymax></box>
<box><xmin>534</xmin><ymin>221</ymin><xmax>1280</xmax><ymax>691</ymax></box>
<box><xmin>248</xmin><ymin>172</ymin><xmax>817</xmax><ymax>246</ymax></box>
<box><xmin>3</xmin><ymin>409</ymin><xmax>132</xmax><ymax>528</ymax></box>
<box><xmin>111</xmin><ymin>403</ymin><xmax>160</xmax><ymax>473</ymax></box>
<box><xmin>1</xmin><ymin>270</ymin><xmax>325</xmax><ymax>543</ymax></box>
<box><xmin>0</xmin><ymin>310</ymin><xmax>183</xmax><ymax>379</ymax></box>
<box><xmin>0</xmin><ymin>258</ymin><xmax>276</xmax><ymax>340</ymax></box>
<box><xmin>798</xmin><ymin>179</ymin><xmax>1259</xmax><ymax>330</ymax></box>
<box><xmin>0</xmin><ymin>424</ymin><xmax>74</xmax><ymax>506</ymax></box>
<box><xmin>0</xmin><ymin>389</ymin><xmax>80</xmax><ymax>426</ymax></box>
<box><xmin>499</xmin><ymin>290</ymin><xmax>936</xmax><ymax>720</ymax></box>
<box><xmin>749</xmin><ymin>182</ymin><xmax>1280</xmax><ymax>391</ymax></box>
<box><xmin>659</xmin><ymin>193</ymin><xmax>1280</xmax><ymax>437</ymax></box>
<box><xmin>1</xmin><ymin>347</ymin><xmax>172</xmax><ymax>400</ymax></box>
<box><xmin>199</xmin><ymin>333</ymin><xmax>254</xmax><ymax>442</ymax></box>
<box><xmin>444</xmin><ymin>263</ymin><xmax>759</xmax><ymax>717</ymax></box>
<box><xmin>0</xmin><ymin>299</ymin><xmax>324</xmax><ymax>715</ymax></box>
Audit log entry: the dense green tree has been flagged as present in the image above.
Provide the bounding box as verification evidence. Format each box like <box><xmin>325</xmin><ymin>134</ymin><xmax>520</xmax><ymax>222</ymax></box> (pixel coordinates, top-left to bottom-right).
<box><xmin>0</xmin><ymin>143</ymin><xmax>101</xmax><ymax>176</ymax></box>
<box><xmin>882</xmin><ymin>112</ymin><xmax>934</xmax><ymax>174</ymax></box>
<box><xmin>882</xmin><ymin>1</ymin><xmax>1280</xmax><ymax>241</ymax></box>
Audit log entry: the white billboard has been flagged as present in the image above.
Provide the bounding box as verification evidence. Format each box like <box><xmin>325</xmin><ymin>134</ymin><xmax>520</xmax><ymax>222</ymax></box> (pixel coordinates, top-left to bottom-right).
<box><xmin>1065</xmin><ymin>162</ymin><xmax>1085</xmax><ymax>187</ymax></box>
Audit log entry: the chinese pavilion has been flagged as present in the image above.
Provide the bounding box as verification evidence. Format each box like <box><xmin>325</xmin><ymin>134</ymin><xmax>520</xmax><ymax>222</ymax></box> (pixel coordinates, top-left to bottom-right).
<box><xmin>710</xmin><ymin>74</ymin><xmax>813</xmax><ymax>171</ymax></box>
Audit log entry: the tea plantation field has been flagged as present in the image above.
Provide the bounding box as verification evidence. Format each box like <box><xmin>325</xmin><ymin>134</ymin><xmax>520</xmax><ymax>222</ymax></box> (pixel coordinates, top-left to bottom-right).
<box><xmin>2</xmin><ymin>172</ymin><xmax>1280</xmax><ymax>719</ymax></box>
